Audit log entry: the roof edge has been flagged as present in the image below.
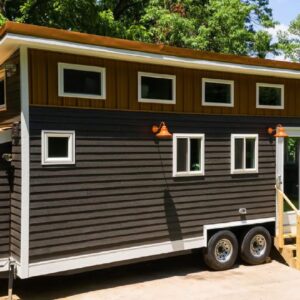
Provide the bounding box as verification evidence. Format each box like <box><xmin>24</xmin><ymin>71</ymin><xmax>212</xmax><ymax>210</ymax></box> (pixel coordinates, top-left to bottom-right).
<box><xmin>0</xmin><ymin>21</ymin><xmax>299</xmax><ymax>72</ymax></box>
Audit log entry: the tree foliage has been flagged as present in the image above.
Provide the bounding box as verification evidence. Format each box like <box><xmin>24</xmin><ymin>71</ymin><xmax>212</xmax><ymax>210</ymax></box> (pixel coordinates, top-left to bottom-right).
<box><xmin>278</xmin><ymin>14</ymin><xmax>300</xmax><ymax>61</ymax></box>
<box><xmin>0</xmin><ymin>0</ymin><xmax>277</xmax><ymax>57</ymax></box>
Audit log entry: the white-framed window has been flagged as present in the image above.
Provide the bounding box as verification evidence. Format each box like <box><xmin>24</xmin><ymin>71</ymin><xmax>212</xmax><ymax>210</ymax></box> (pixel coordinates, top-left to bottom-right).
<box><xmin>58</xmin><ymin>63</ymin><xmax>106</xmax><ymax>99</ymax></box>
<box><xmin>256</xmin><ymin>83</ymin><xmax>284</xmax><ymax>109</ymax></box>
<box><xmin>173</xmin><ymin>134</ymin><xmax>205</xmax><ymax>177</ymax></box>
<box><xmin>0</xmin><ymin>69</ymin><xmax>6</xmax><ymax>110</ymax></box>
<box><xmin>41</xmin><ymin>131</ymin><xmax>75</xmax><ymax>165</ymax></box>
<box><xmin>138</xmin><ymin>72</ymin><xmax>176</xmax><ymax>104</ymax></box>
<box><xmin>231</xmin><ymin>134</ymin><xmax>258</xmax><ymax>174</ymax></box>
<box><xmin>202</xmin><ymin>78</ymin><xmax>234</xmax><ymax>107</ymax></box>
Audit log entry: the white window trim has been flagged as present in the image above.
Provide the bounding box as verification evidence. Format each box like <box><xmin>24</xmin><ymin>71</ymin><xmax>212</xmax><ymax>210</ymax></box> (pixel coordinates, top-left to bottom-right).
<box><xmin>202</xmin><ymin>78</ymin><xmax>234</xmax><ymax>107</ymax></box>
<box><xmin>256</xmin><ymin>83</ymin><xmax>284</xmax><ymax>109</ymax></box>
<box><xmin>58</xmin><ymin>62</ymin><xmax>106</xmax><ymax>99</ymax></box>
<box><xmin>41</xmin><ymin>130</ymin><xmax>75</xmax><ymax>165</ymax></box>
<box><xmin>173</xmin><ymin>133</ymin><xmax>205</xmax><ymax>177</ymax></box>
<box><xmin>138</xmin><ymin>72</ymin><xmax>176</xmax><ymax>104</ymax></box>
<box><xmin>231</xmin><ymin>134</ymin><xmax>258</xmax><ymax>174</ymax></box>
<box><xmin>0</xmin><ymin>69</ymin><xmax>6</xmax><ymax>111</ymax></box>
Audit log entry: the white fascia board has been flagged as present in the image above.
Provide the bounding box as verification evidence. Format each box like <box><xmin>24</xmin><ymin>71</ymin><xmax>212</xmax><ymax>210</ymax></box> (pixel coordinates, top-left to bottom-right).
<box><xmin>203</xmin><ymin>217</ymin><xmax>275</xmax><ymax>247</ymax></box>
<box><xmin>1</xmin><ymin>33</ymin><xmax>300</xmax><ymax>79</ymax></box>
<box><xmin>28</xmin><ymin>236</ymin><xmax>205</xmax><ymax>278</ymax></box>
<box><xmin>27</xmin><ymin>216</ymin><xmax>275</xmax><ymax>277</ymax></box>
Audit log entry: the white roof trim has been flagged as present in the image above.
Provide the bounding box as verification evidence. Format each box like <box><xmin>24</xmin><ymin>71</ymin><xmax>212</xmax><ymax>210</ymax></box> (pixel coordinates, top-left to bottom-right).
<box><xmin>1</xmin><ymin>33</ymin><xmax>300</xmax><ymax>79</ymax></box>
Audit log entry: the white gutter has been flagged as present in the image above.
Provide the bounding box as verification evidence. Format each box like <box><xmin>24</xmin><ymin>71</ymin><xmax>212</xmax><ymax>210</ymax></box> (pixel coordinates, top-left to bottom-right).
<box><xmin>0</xmin><ymin>33</ymin><xmax>300</xmax><ymax>79</ymax></box>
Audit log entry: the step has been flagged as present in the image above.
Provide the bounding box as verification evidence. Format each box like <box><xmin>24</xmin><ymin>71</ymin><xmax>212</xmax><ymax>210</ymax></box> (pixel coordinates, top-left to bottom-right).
<box><xmin>289</xmin><ymin>257</ymin><xmax>298</xmax><ymax>269</ymax></box>
<box><xmin>280</xmin><ymin>244</ymin><xmax>296</xmax><ymax>261</ymax></box>
<box><xmin>284</xmin><ymin>244</ymin><xmax>297</xmax><ymax>252</ymax></box>
<box><xmin>283</xmin><ymin>233</ymin><xmax>297</xmax><ymax>239</ymax></box>
<box><xmin>290</xmin><ymin>256</ymin><xmax>300</xmax><ymax>270</ymax></box>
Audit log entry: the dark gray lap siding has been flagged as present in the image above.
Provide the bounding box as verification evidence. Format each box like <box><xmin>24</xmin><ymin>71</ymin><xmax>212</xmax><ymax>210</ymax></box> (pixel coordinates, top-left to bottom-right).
<box><xmin>29</xmin><ymin>107</ymin><xmax>279</xmax><ymax>262</ymax></box>
<box><xmin>10</xmin><ymin>124</ymin><xmax>21</xmax><ymax>260</ymax></box>
<box><xmin>0</xmin><ymin>142</ymin><xmax>11</xmax><ymax>260</ymax></box>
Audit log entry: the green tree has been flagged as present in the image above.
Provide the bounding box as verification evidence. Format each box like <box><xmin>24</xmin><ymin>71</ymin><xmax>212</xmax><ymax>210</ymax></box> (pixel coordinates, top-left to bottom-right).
<box><xmin>0</xmin><ymin>0</ymin><xmax>277</xmax><ymax>58</ymax></box>
<box><xmin>278</xmin><ymin>14</ymin><xmax>300</xmax><ymax>61</ymax></box>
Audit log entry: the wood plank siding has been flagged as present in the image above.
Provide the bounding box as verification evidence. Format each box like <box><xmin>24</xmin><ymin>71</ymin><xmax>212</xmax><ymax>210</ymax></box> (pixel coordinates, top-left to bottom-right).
<box><xmin>28</xmin><ymin>49</ymin><xmax>300</xmax><ymax>117</ymax></box>
<box><xmin>0</xmin><ymin>142</ymin><xmax>11</xmax><ymax>259</ymax></box>
<box><xmin>28</xmin><ymin>106</ymin><xmax>286</xmax><ymax>262</ymax></box>
<box><xmin>10</xmin><ymin>123</ymin><xmax>21</xmax><ymax>260</ymax></box>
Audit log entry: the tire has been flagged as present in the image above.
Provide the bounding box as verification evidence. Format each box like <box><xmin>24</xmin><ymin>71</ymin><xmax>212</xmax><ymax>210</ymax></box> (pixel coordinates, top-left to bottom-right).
<box><xmin>203</xmin><ymin>230</ymin><xmax>238</xmax><ymax>271</ymax></box>
<box><xmin>240</xmin><ymin>226</ymin><xmax>271</xmax><ymax>265</ymax></box>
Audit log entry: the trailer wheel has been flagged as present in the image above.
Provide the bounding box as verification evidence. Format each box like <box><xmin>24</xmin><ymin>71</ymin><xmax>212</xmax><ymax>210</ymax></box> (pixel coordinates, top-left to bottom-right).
<box><xmin>203</xmin><ymin>230</ymin><xmax>238</xmax><ymax>271</ymax></box>
<box><xmin>240</xmin><ymin>226</ymin><xmax>271</xmax><ymax>265</ymax></box>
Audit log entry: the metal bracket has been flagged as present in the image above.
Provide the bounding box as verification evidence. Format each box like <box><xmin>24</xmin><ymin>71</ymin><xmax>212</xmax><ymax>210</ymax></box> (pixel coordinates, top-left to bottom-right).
<box><xmin>276</xmin><ymin>175</ymin><xmax>282</xmax><ymax>188</ymax></box>
<box><xmin>239</xmin><ymin>208</ymin><xmax>247</xmax><ymax>215</ymax></box>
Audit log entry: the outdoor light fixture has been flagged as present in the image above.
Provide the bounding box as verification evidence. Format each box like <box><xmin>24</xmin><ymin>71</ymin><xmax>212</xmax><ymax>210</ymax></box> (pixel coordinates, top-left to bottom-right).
<box><xmin>267</xmin><ymin>124</ymin><xmax>288</xmax><ymax>138</ymax></box>
<box><xmin>5</xmin><ymin>63</ymin><xmax>17</xmax><ymax>77</ymax></box>
<box><xmin>152</xmin><ymin>122</ymin><xmax>172</xmax><ymax>139</ymax></box>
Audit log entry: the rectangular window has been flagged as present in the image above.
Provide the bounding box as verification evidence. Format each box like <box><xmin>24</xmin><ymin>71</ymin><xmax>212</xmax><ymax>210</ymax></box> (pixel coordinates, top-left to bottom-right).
<box><xmin>231</xmin><ymin>134</ymin><xmax>258</xmax><ymax>174</ymax></box>
<box><xmin>138</xmin><ymin>72</ymin><xmax>176</xmax><ymax>104</ymax></box>
<box><xmin>173</xmin><ymin>134</ymin><xmax>205</xmax><ymax>176</ymax></box>
<box><xmin>58</xmin><ymin>63</ymin><xmax>106</xmax><ymax>99</ymax></box>
<box><xmin>256</xmin><ymin>83</ymin><xmax>284</xmax><ymax>109</ymax></box>
<box><xmin>202</xmin><ymin>78</ymin><xmax>234</xmax><ymax>107</ymax></box>
<box><xmin>42</xmin><ymin>131</ymin><xmax>75</xmax><ymax>165</ymax></box>
<box><xmin>0</xmin><ymin>70</ymin><xmax>6</xmax><ymax>110</ymax></box>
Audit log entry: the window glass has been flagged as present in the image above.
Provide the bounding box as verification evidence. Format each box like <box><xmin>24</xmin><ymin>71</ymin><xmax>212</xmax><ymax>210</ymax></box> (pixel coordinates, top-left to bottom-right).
<box><xmin>48</xmin><ymin>137</ymin><xmax>69</xmax><ymax>158</ymax></box>
<box><xmin>258</xmin><ymin>86</ymin><xmax>282</xmax><ymax>106</ymax></box>
<box><xmin>141</xmin><ymin>76</ymin><xmax>173</xmax><ymax>101</ymax></box>
<box><xmin>0</xmin><ymin>79</ymin><xmax>4</xmax><ymax>106</ymax></box>
<box><xmin>205</xmin><ymin>82</ymin><xmax>231</xmax><ymax>104</ymax></box>
<box><xmin>246</xmin><ymin>138</ymin><xmax>256</xmax><ymax>169</ymax></box>
<box><xmin>177</xmin><ymin>138</ymin><xmax>188</xmax><ymax>172</ymax></box>
<box><xmin>190</xmin><ymin>138</ymin><xmax>201</xmax><ymax>171</ymax></box>
<box><xmin>234</xmin><ymin>138</ymin><xmax>244</xmax><ymax>169</ymax></box>
<box><xmin>64</xmin><ymin>69</ymin><xmax>102</xmax><ymax>96</ymax></box>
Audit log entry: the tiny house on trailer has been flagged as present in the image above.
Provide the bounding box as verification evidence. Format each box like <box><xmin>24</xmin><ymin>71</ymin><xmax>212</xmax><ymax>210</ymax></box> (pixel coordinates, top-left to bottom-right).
<box><xmin>0</xmin><ymin>22</ymin><xmax>300</xmax><ymax>282</ymax></box>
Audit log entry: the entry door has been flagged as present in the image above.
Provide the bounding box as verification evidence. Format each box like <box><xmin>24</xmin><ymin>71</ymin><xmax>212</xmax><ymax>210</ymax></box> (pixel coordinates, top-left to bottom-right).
<box><xmin>284</xmin><ymin>137</ymin><xmax>300</xmax><ymax>210</ymax></box>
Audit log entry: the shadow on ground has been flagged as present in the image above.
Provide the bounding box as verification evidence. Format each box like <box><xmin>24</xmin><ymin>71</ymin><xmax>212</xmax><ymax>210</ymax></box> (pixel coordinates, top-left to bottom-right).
<box><xmin>0</xmin><ymin>252</ymin><xmax>206</xmax><ymax>300</ymax></box>
<box><xmin>0</xmin><ymin>248</ymin><xmax>284</xmax><ymax>300</ymax></box>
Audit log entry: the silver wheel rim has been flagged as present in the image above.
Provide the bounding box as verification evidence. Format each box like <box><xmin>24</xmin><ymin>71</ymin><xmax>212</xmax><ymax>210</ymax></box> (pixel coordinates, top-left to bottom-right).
<box><xmin>250</xmin><ymin>234</ymin><xmax>266</xmax><ymax>257</ymax></box>
<box><xmin>214</xmin><ymin>239</ymin><xmax>233</xmax><ymax>263</ymax></box>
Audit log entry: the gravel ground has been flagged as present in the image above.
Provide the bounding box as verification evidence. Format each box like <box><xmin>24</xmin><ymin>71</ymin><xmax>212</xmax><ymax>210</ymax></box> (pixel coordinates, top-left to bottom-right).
<box><xmin>1</xmin><ymin>251</ymin><xmax>300</xmax><ymax>300</ymax></box>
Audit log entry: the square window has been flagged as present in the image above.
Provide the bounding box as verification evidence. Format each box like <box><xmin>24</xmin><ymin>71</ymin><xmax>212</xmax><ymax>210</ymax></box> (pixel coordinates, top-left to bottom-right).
<box><xmin>0</xmin><ymin>70</ymin><xmax>6</xmax><ymax>110</ymax></box>
<box><xmin>231</xmin><ymin>134</ymin><xmax>258</xmax><ymax>174</ymax></box>
<box><xmin>138</xmin><ymin>72</ymin><xmax>176</xmax><ymax>104</ymax></box>
<box><xmin>42</xmin><ymin>131</ymin><xmax>75</xmax><ymax>165</ymax></box>
<box><xmin>256</xmin><ymin>83</ymin><xmax>284</xmax><ymax>109</ymax></box>
<box><xmin>202</xmin><ymin>78</ymin><xmax>234</xmax><ymax>107</ymax></box>
<box><xmin>173</xmin><ymin>134</ymin><xmax>205</xmax><ymax>176</ymax></box>
<box><xmin>58</xmin><ymin>63</ymin><xmax>106</xmax><ymax>99</ymax></box>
